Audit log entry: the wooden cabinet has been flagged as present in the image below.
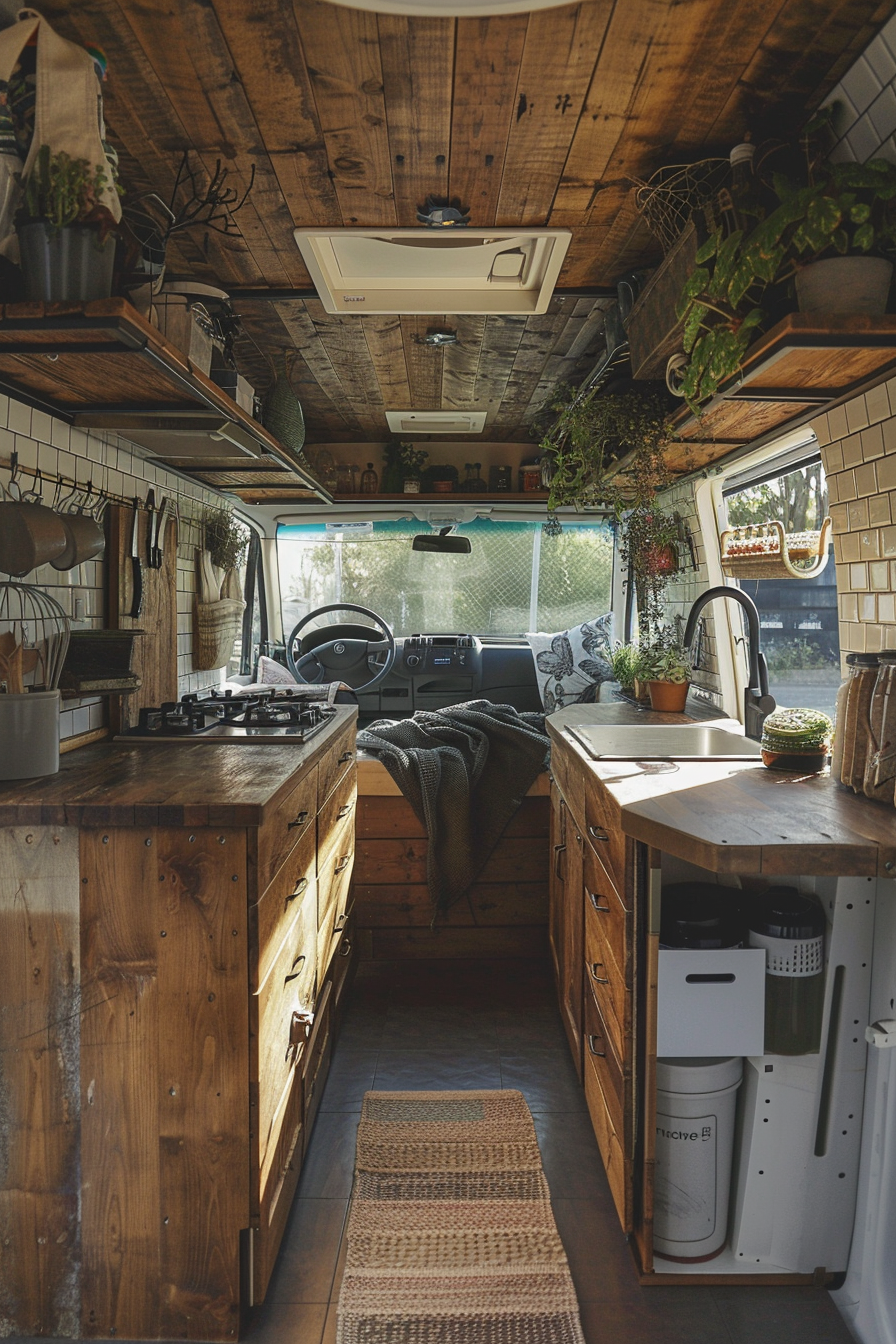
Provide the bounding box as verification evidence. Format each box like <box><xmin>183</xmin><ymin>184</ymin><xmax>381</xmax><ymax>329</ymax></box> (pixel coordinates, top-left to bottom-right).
<box><xmin>0</xmin><ymin>711</ymin><xmax>358</xmax><ymax>1342</ymax></box>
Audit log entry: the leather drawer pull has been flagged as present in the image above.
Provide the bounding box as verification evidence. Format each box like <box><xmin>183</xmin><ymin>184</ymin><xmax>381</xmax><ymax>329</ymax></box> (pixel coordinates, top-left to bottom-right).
<box><xmin>287</xmin><ymin>809</ymin><xmax>310</xmax><ymax>831</ymax></box>
<box><xmin>339</xmin><ymin>750</ymin><xmax>354</xmax><ymax>763</ymax></box>
<box><xmin>685</xmin><ymin>972</ymin><xmax>736</xmax><ymax>984</ymax></box>
<box><xmin>338</xmin><ymin>938</ymin><xmax>353</xmax><ymax>958</ymax></box>
<box><xmin>334</xmin><ymin>855</ymin><xmax>351</xmax><ymax>874</ymax></box>
<box><xmin>588</xmin><ymin>1034</ymin><xmax>606</xmax><ymax>1058</ymax></box>
<box><xmin>588</xmin><ymin>891</ymin><xmax>610</xmax><ymax>913</ymax></box>
<box><xmin>337</xmin><ymin>802</ymin><xmax>354</xmax><ymax>819</ymax></box>
<box><xmin>588</xmin><ymin>824</ymin><xmax>609</xmax><ymax>842</ymax></box>
<box><xmin>284</xmin><ymin>954</ymin><xmax>306</xmax><ymax>984</ymax></box>
<box><xmin>589</xmin><ymin>962</ymin><xmax>610</xmax><ymax>984</ymax></box>
<box><xmin>286</xmin><ymin>876</ymin><xmax>308</xmax><ymax>903</ymax></box>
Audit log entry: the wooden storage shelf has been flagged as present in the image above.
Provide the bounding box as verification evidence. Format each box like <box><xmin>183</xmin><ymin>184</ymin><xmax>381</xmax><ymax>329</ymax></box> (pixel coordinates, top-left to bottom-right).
<box><xmin>332</xmin><ymin>491</ymin><xmax>551</xmax><ymax>503</ymax></box>
<box><xmin>0</xmin><ymin>299</ymin><xmax>328</xmax><ymax>501</ymax></box>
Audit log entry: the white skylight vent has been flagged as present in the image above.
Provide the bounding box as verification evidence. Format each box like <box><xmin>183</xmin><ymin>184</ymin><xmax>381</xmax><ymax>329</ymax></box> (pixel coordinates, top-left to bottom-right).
<box><xmin>294</xmin><ymin>228</ymin><xmax>571</xmax><ymax>315</ymax></box>
<box><xmin>386</xmin><ymin>411</ymin><xmax>487</xmax><ymax>434</ymax></box>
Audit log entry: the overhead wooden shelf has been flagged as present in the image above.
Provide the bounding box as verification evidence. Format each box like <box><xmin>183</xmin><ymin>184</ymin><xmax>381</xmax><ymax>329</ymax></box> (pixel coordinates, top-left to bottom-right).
<box><xmin>663</xmin><ymin>312</ymin><xmax>896</xmax><ymax>474</ymax></box>
<box><xmin>0</xmin><ymin>299</ymin><xmax>329</xmax><ymax>501</ymax></box>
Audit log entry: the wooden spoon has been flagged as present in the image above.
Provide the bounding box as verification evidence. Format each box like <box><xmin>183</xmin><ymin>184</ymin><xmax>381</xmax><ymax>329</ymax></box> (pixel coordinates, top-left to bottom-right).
<box><xmin>0</xmin><ymin>643</ymin><xmax>24</xmax><ymax>694</ymax></box>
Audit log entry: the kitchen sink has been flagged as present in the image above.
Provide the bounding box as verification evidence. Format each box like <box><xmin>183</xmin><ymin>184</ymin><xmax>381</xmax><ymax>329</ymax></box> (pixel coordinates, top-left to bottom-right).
<box><xmin>567</xmin><ymin>724</ymin><xmax>763</xmax><ymax>760</ymax></box>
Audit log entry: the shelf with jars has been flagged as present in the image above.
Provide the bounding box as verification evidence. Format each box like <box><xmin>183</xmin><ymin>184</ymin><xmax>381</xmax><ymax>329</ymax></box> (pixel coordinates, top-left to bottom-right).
<box><xmin>719</xmin><ymin>516</ymin><xmax>832</xmax><ymax>579</ymax></box>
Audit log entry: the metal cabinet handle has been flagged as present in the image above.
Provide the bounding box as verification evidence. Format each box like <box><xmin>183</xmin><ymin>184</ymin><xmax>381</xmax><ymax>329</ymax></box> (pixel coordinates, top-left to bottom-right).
<box><xmin>588</xmin><ymin>824</ymin><xmax>609</xmax><ymax>842</ymax></box>
<box><xmin>338</xmin><ymin>938</ymin><xmax>353</xmax><ymax>958</ymax></box>
<box><xmin>339</xmin><ymin>750</ymin><xmax>354</xmax><ymax>763</ymax></box>
<box><xmin>286</xmin><ymin>876</ymin><xmax>308</xmax><ymax>904</ymax></box>
<box><xmin>284</xmin><ymin>954</ymin><xmax>306</xmax><ymax>984</ymax></box>
<box><xmin>288</xmin><ymin>809</ymin><xmax>310</xmax><ymax>831</ymax></box>
<box><xmin>334</xmin><ymin>855</ymin><xmax>351</xmax><ymax>874</ymax></box>
<box><xmin>588</xmin><ymin>1034</ymin><xmax>606</xmax><ymax>1058</ymax></box>
<box><xmin>337</xmin><ymin>802</ymin><xmax>354</xmax><ymax>819</ymax></box>
<box><xmin>588</xmin><ymin>890</ymin><xmax>610</xmax><ymax>913</ymax></box>
<box><xmin>553</xmin><ymin>842</ymin><xmax>566</xmax><ymax>878</ymax></box>
<box><xmin>589</xmin><ymin>962</ymin><xmax>610</xmax><ymax>984</ymax></box>
<box><xmin>288</xmin><ymin>1009</ymin><xmax>313</xmax><ymax>1055</ymax></box>
<box><xmin>334</xmin><ymin>912</ymin><xmax>348</xmax><ymax>933</ymax></box>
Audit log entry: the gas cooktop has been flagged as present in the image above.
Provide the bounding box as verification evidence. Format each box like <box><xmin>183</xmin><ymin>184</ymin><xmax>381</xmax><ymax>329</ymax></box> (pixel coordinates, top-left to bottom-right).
<box><xmin>115</xmin><ymin>688</ymin><xmax>338</xmax><ymax>744</ymax></box>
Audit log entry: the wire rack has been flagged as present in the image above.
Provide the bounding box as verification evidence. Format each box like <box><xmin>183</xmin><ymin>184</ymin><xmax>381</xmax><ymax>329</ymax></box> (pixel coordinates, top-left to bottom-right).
<box><xmin>632</xmin><ymin>159</ymin><xmax>730</xmax><ymax>254</ymax></box>
<box><xmin>0</xmin><ymin>582</ymin><xmax>70</xmax><ymax>690</ymax></box>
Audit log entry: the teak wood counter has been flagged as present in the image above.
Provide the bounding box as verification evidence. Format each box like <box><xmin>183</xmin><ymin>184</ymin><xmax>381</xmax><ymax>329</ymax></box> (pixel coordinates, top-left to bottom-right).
<box><xmin>0</xmin><ymin>708</ymin><xmax>357</xmax><ymax>1341</ymax></box>
<box><xmin>546</xmin><ymin>702</ymin><xmax>896</xmax><ymax>1287</ymax></box>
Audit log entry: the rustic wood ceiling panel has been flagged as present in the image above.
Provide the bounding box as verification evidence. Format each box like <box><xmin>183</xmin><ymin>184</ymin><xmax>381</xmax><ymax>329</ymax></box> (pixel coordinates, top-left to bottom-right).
<box><xmin>29</xmin><ymin>0</ymin><xmax>896</xmax><ymax>448</ymax></box>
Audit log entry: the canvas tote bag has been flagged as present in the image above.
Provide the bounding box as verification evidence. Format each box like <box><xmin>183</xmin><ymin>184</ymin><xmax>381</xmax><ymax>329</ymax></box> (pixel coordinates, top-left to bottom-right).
<box><xmin>0</xmin><ymin>8</ymin><xmax>122</xmax><ymax>259</ymax></box>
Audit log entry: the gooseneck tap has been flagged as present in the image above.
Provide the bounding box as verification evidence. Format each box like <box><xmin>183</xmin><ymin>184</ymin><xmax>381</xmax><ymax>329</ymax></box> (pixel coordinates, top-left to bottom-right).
<box><xmin>682</xmin><ymin>587</ymin><xmax>776</xmax><ymax>742</ymax></box>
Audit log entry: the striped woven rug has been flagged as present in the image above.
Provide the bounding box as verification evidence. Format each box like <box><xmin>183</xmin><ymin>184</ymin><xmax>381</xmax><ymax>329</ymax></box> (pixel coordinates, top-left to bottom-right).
<box><xmin>336</xmin><ymin>1089</ymin><xmax>586</xmax><ymax>1344</ymax></box>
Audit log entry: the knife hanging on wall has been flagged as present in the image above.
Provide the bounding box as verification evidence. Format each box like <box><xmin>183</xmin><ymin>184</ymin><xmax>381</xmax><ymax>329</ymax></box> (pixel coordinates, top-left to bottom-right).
<box><xmin>130</xmin><ymin>497</ymin><xmax>144</xmax><ymax>618</ymax></box>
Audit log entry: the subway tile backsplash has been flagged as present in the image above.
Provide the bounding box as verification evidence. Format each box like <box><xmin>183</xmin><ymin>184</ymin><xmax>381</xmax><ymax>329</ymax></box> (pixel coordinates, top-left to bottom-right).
<box><xmin>0</xmin><ymin>394</ymin><xmax>234</xmax><ymax>742</ymax></box>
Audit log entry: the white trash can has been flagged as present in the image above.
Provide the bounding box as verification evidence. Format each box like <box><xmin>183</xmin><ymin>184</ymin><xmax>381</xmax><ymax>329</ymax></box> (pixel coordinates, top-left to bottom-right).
<box><xmin>654</xmin><ymin>1056</ymin><xmax>743</xmax><ymax>1262</ymax></box>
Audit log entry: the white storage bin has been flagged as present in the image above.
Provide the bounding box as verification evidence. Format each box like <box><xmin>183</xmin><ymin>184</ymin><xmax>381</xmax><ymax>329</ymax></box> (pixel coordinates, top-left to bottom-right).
<box><xmin>657</xmin><ymin>948</ymin><xmax>766</xmax><ymax>1057</ymax></box>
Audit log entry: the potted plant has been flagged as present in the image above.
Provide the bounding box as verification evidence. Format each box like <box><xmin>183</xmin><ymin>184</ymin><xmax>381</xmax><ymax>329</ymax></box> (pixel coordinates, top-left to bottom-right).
<box><xmin>422</xmin><ymin>463</ymin><xmax>459</xmax><ymax>493</ymax></box>
<box><xmin>15</xmin><ymin>145</ymin><xmax>122</xmax><ymax>301</ymax></box>
<box><xmin>381</xmin><ymin>441</ymin><xmax>428</xmax><ymax>493</ymax></box>
<box><xmin>618</xmin><ymin>504</ymin><xmax>680</xmax><ymax>642</ymax></box>
<box><xmin>635</xmin><ymin>626</ymin><xmax>693</xmax><ymax>712</ymax></box>
<box><xmin>609</xmin><ymin>641</ymin><xmax>640</xmax><ymax>698</ymax></box>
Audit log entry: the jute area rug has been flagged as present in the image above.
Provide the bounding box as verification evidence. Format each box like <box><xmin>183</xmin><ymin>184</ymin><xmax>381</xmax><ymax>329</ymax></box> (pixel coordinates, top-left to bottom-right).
<box><xmin>336</xmin><ymin>1089</ymin><xmax>586</xmax><ymax>1344</ymax></box>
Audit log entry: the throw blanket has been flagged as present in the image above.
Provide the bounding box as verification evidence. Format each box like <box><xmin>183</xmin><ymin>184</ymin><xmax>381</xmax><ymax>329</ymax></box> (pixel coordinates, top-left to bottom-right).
<box><xmin>357</xmin><ymin>700</ymin><xmax>549</xmax><ymax>914</ymax></box>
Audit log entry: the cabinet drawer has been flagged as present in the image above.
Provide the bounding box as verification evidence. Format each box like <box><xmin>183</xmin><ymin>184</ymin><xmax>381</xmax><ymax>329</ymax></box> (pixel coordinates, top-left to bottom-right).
<box><xmin>303</xmin><ymin>979</ymin><xmax>333</xmax><ymax>1141</ymax></box>
<box><xmin>318</xmin><ymin>722</ymin><xmax>356</xmax><ymax>808</ymax></box>
<box><xmin>254</xmin><ymin>826</ymin><xmax>317</xmax><ymax>988</ymax></box>
<box><xmin>584</xmin><ymin>909</ymin><xmax>630</xmax><ymax>1066</ymax></box>
<box><xmin>583</xmin><ymin>981</ymin><xmax>625</xmax><ymax>1141</ymax></box>
<box><xmin>583</xmin><ymin>1034</ymin><xmax>632</xmax><ymax>1233</ymax></box>
<box><xmin>331</xmin><ymin>906</ymin><xmax>356</xmax><ymax>1013</ymax></box>
<box><xmin>254</xmin><ymin>884</ymin><xmax>317</xmax><ymax>1177</ymax></box>
<box><xmin>255</xmin><ymin>768</ymin><xmax>317</xmax><ymax>896</ymax></box>
<box><xmin>583</xmin><ymin>846</ymin><xmax>631</xmax><ymax>987</ymax></box>
<box><xmin>550</xmin><ymin>739</ymin><xmax>585</xmax><ymax>831</ymax></box>
<box><xmin>318</xmin><ymin>770</ymin><xmax>357</xmax><ymax>865</ymax></box>
<box><xmin>255</xmin><ymin>1070</ymin><xmax>304</xmax><ymax>1304</ymax></box>
<box><xmin>583</xmin><ymin>775</ymin><xmax>628</xmax><ymax>905</ymax></box>
<box><xmin>318</xmin><ymin>847</ymin><xmax>354</xmax><ymax>984</ymax></box>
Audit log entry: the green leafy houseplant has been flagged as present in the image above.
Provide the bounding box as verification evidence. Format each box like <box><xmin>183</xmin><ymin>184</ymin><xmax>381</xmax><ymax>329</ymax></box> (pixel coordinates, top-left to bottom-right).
<box><xmin>676</xmin><ymin>135</ymin><xmax>896</xmax><ymax>412</ymax></box>
<box><xmin>17</xmin><ymin>144</ymin><xmax>121</xmax><ymax>239</ymax></box>
<box><xmin>635</xmin><ymin>626</ymin><xmax>693</xmax><ymax>684</ymax></box>
<box><xmin>382</xmin><ymin>441</ymin><xmax>428</xmax><ymax>490</ymax></box>
<box><xmin>203</xmin><ymin>508</ymin><xmax>249</xmax><ymax>572</ymax></box>
<box><xmin>609</xmin><ymin>641</ymin><xmax>640</xmax><ymax>692</ymax></box>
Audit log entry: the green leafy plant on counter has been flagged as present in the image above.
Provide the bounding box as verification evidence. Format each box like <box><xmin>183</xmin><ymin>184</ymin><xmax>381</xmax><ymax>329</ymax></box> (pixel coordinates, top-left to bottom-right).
<box><xmin>203</xmin><ymin>508</ymin><xmax>249</xmax><ymax>572</ymax></box>
<box><xmin>609</xmin><ymin>641</ymin><xmax>640</xmax><ymax>692</ymax></box>
<box><xmin>635</xmin><ymin>626</ymin><xmax>693</xmax><ymax>685</ymax></box>
<box><xmin>16</xmin><ymin>144</ymin><xmax>122</xmax><ymax>239</ymax></box>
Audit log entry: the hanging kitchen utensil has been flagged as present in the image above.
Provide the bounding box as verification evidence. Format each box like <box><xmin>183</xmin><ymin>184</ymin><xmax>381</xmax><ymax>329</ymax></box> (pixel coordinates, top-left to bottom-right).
<box><xmin>129</xmin><ymin>497</ymin><xmax>144</xmax><ymax>618</ymax></box>
<box><xmin>51</xmin><ymin>477</ymin><xmax>106</xmax><ymax>570</ymax></box>
<box><xmin>0</xmin><ymin>461</ymin><xmax>67</xmax><ymax>575</ymax></box>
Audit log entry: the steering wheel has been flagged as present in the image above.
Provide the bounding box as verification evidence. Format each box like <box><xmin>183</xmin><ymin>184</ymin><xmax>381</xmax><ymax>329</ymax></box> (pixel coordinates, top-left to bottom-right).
<box><xmin>286</xmin><ymin>603</ymin><xmax>395</xmax><ymax>692</ymax></box>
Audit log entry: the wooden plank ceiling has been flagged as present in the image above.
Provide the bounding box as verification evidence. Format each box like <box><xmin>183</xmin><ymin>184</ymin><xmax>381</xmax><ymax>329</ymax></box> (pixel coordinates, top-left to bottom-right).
<box><xmin>34</xmin><ymin>0</ymin><xmax>896</xmax><ymax>446</ymax></box>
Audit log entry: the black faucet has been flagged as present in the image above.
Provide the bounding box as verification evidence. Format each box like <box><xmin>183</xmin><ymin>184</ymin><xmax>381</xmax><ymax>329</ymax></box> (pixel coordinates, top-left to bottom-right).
<box><xmin>682</xmin><ymin>587</ymin><xmax>776</xmax><ymax>742</ymax></box>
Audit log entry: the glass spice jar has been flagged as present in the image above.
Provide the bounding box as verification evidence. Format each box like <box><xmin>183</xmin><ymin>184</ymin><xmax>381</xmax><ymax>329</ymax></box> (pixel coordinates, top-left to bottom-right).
<box><xmin>360</xmin><ymin>462</ymin><xmax>379</xmax><ymax>494</ymax></box>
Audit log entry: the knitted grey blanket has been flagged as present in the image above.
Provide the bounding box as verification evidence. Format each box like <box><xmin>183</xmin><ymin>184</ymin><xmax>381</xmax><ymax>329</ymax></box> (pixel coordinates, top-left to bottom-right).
<box><xmin>357</xmin><ymin>700</ymin><xmax>549</xmax><ymax>913</ymax></box>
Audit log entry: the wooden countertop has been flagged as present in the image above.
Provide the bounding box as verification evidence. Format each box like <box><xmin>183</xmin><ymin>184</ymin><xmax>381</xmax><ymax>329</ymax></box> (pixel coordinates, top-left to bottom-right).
<box><xmin>0</xmin><ymin>707</ymin><xmax>357</xmax><ymax>828</ymax></box>
<box><xmin>548</xmin><ymin>703</ymin><xmax>896</xmax><ymax>878</ymax></box>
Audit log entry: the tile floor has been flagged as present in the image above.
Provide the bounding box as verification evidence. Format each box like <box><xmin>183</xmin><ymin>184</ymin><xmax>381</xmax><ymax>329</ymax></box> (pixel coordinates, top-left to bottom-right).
<box><xmin>246</xmin><ymin>957</ymin><xmax>855</xmax><ymax>1344</ymax></box>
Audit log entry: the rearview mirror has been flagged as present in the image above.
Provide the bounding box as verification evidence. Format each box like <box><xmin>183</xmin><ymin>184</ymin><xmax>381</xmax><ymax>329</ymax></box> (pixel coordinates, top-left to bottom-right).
<box><xmin>412</xmin><ymin>527</ymin><xmax>471</xmax><ymax>554</ymax></box>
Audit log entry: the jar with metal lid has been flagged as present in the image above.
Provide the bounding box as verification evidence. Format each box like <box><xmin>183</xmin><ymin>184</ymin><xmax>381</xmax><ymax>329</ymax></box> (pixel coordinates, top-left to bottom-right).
<box><xmin>863</xmin><ymin>650</ymin><xmax>896</xmax><ymax>803</ymax></box>
<box><xmin>748</xmin><ymin>888</ymin><xmax>826</xmax><ymax>1055</ymax></box>
<box><xmin>832</xmin><ymin>652</ymin><xmax>879</xmax><ymax>789</ymax></box>
<box><xmin>660</xmin><ymin>882</ymin><xmax>745</xmax><ymax>949</ymax></box>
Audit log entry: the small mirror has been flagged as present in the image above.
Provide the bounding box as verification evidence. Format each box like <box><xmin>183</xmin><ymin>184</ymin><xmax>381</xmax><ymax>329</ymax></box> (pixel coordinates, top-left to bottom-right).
<box><xmin>412</xmin><ymin>526</ymin><xmax>471</xmax><ymax>554</ymax></box>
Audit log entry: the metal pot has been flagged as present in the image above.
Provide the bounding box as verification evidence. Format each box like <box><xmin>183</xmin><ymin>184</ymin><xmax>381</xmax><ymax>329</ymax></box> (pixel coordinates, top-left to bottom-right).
<box><xmin>0</xmin><ymin>473</ymin><xmax>67</xmax><ymax>576</ymax></box>
<box><xmin>17</xmin><ymin>220</ymin><xmax>116</xmax><ymax>302</ymax></box>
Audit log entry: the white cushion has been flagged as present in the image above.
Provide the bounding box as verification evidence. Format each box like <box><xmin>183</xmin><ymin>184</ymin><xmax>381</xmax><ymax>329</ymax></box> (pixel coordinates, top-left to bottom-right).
<box><xmin>525</xmin><ymin>613</ymin><xmax>614</xmax><ymax>712</ymax></box>
<box><xmin>257</xmin><ymin>655</ymin><xmax>298</xmax><ymax>686</ymax></box>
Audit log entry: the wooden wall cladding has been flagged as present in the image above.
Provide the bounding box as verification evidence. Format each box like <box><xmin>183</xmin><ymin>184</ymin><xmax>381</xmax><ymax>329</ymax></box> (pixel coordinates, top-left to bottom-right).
<box><xmin>352</xmin><ymin>794</ymin><xmax>550</xmax><ymax>960</ymax></box>
<box><xmin>29</xmin><ymin>0</ymin><xmax>889</xmax><ymax>447</ymax></box>
<box><xmin>0</xmin><ymin>827</ymin><xmax>81</xmax><ymax>1339</ymax></box>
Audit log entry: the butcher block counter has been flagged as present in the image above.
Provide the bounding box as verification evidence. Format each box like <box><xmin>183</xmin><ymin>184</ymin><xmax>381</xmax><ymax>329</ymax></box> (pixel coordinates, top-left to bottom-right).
<box><xmin>0</xmin><ymin>708</ymin><xmax>357</xmax><ymax>1341</ymax></box>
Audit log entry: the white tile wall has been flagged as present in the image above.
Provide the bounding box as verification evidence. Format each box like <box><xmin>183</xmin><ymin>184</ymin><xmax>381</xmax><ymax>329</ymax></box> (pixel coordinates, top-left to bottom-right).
<box><xmin>658</xmin><ymin>480</ymin><xmax>723</xmax><ymax>701</ymax></box>
<box><xmin>0</xmin><ymin>394</ymin><xmax>235</xmax><ymax>742</ymax></box>
<box><xmin>824</xmin><ymin>14</ymin><xmax>896</xmax><ymax>164</ymax></box>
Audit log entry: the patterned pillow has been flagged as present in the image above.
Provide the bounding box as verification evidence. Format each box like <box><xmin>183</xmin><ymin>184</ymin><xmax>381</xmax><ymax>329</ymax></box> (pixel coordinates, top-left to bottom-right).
<box><xmin>257</xmin><ymin>655</ymin><xmax>298</xmax><ymax>686</ymax></box>
<box><xmin>525</xmin><ymin>614</ymin><xmax>614</xmax><ymax>713</ymax></box>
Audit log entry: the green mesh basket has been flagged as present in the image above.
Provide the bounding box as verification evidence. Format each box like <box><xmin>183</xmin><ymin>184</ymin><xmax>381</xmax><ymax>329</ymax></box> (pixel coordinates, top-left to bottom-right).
<box><xmin>263</xmin><ymin>366</ymin><xmax>309</xmax><ymax>463</ymax></box>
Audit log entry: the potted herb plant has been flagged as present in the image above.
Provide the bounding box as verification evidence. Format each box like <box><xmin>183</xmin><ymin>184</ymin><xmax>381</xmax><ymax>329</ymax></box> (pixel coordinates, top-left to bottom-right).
<box><xmin>635</xmin><ymin>626</ymin><xmax>693</xmax><ymax>712</ymax></box>
<box><xmin>15</xmin><ymin>145</ymin><xmax>122</xmax><ymax>301</ymax></box>
<box><xmin>609</xmin><ymin>641</ymin><xmax>640</xmax><ymax>698</ymax></box>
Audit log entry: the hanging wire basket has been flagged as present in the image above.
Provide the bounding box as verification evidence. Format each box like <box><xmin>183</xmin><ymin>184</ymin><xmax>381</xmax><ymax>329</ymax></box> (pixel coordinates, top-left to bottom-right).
<box><xmin>632</xmin><ymin>159</ymin><xmax>730</xmax><ymax>254</ymax></box>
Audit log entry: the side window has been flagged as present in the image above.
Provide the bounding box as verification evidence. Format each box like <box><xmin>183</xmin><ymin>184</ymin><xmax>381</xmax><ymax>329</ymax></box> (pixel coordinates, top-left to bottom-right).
<box><xmin>722</xmin><ymin>455</ymin><xmax>839</xmax><ymax>718</ymax></box>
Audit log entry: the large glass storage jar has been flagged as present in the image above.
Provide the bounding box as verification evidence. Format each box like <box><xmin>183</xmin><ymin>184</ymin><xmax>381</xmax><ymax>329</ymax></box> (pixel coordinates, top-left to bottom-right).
<box><xmin>748</xmin><ymin>889</ymin><xmax>826</xmax><ymax>1055</ymax></box>
<box><xmin>832</xmin><ymin>652</ymin><xmax>879</xmax><ymax>789</ymax></box>
<box><xmin>863</xmin><ymin>650</ymin><xmax>896</xmax><ymax>803</ymax></box>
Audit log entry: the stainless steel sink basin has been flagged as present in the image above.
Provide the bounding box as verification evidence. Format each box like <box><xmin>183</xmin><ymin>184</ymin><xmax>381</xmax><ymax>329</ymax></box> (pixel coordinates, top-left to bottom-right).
<box><xmin>568</xmin><ymin>724</ymin><xmax>762</xmax><ymax>760</ymax></box>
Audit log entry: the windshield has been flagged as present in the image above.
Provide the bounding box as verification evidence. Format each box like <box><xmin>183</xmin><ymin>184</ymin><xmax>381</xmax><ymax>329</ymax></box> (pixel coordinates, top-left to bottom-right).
<box><xmin>277</xmin><ymin>518</ymin><xmax>613</xmax><ymax>638</ymax></box>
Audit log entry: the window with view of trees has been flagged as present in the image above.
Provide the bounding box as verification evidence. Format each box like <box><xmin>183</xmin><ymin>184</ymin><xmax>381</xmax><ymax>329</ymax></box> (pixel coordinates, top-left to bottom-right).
<box><xmin>723</xmin><ymin>456</ymin><xmax>839</xmax><ymax>717</ymax></box>
<box><xmin>277</xmin><ymin>519</ymin><xmax>614</xmax><ymax>639</ymax></box>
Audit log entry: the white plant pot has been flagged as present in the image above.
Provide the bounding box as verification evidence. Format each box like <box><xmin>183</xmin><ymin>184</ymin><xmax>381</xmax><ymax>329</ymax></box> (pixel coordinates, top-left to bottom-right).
<box><xmin>795</xmin><ymin>256</ymin><xmax>893</xmax><ymax>316</ymax></box>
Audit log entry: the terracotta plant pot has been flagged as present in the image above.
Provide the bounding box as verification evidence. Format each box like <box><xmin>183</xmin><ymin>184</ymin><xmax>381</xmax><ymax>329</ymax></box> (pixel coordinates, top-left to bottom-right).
<box><xmin>795</xmin><ymin>256</ymin><xmax>893</xmax><ymax>316</ymax></box>
<box><xmin>648</xmin><ymin>679</ymin><xmax>689</xmax><ymax>712</ymax></box>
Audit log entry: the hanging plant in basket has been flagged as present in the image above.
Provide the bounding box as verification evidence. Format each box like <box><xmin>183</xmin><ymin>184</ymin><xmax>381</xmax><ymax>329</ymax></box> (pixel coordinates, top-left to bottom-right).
<box><xmin>193</xmin><ymin>509</ymin><xmax>249</xmax><ymax>671</ymax></box>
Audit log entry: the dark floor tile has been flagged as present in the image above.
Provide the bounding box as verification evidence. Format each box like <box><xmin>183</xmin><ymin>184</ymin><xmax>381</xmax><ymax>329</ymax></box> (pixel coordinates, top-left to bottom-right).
<box><xmin>501</xmin><ymin>1047</ymin><xmax>587</xmax><ymax>1112</ymax></box>
<box><xmin>297</xmin><ymin>1111</ymin><xmax>360</xmax><ymax>1199</ymax></box>
<box><xmin>710</xmin><ymin>1286</ymin><xmax>855</xmax><ymax>1344</ymax></box>
<box><xmin>374</xmin><ymin>957</ymin><xmax>554</xmax><ymax>1010</ymax></box>
<box><xmin>533</xmin><ymin>1110</ymin><xmax>611</xmax><ymax>1202</ymax></box>
<box><xmin>318</xmin><ymin>1050</ymin><xmax>378</xmax><ymax>1112</ymax></box>
<box><xmin>265</xmin><ymin>1199</ymin><xmax>348</xmax><ymax>1304</ymax></box>
<box><xmin>243</xmin><ymin>1301</ymin><xmax>327</xmax><ymax>1344</ymax></box>
<box><xmin>551</xmin><ymin>1198</ymin><xmax>641</xmax><ymax>1304</ymax></box>
<box><xmin>335</xmin><ymin>1003</ymin><xmax>387</xmax><ymax>1051</ymax></box>
<box><xmin>373</xmin><ymin>1046</ymin><xmax>503</xmax><ymax>1092</ymax></box>
<box><xmin>494</xmin><ymin>1004</ymin><xmax>567</xmax><ymax>1048</ymax></box>
<box><xmin>579</xmin><ymin>1292</ymin><xmax>734</xmax><ymax>1344</ymax></box>
<box><xmin>380</xmin><ymin>1004</ymin><xmax>498</xmax><ymax>1050</ymax></box>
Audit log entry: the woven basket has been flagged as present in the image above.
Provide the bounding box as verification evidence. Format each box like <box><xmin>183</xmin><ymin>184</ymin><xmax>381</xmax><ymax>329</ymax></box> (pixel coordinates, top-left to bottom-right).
<box><xmin>193</xmin><ymin>597</ymin><xmax>245</xmax><ymax>670</ymax></box>
<box><xmin>720</xmin><ymin>517</ymin><xmax>831</xmax><ymax>580</ymax></box>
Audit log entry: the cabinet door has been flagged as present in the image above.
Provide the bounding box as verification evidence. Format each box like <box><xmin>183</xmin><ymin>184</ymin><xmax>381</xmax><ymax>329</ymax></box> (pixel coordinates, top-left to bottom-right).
<box><xmin>557</xmin><ymin>815</ymin><xmax>584</xmax><ymax>1080</ymax></box>
<box><xmin>549</xmin><ymin>784</ymin><xmax>567</xmax><ymax>988</ymax></box>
